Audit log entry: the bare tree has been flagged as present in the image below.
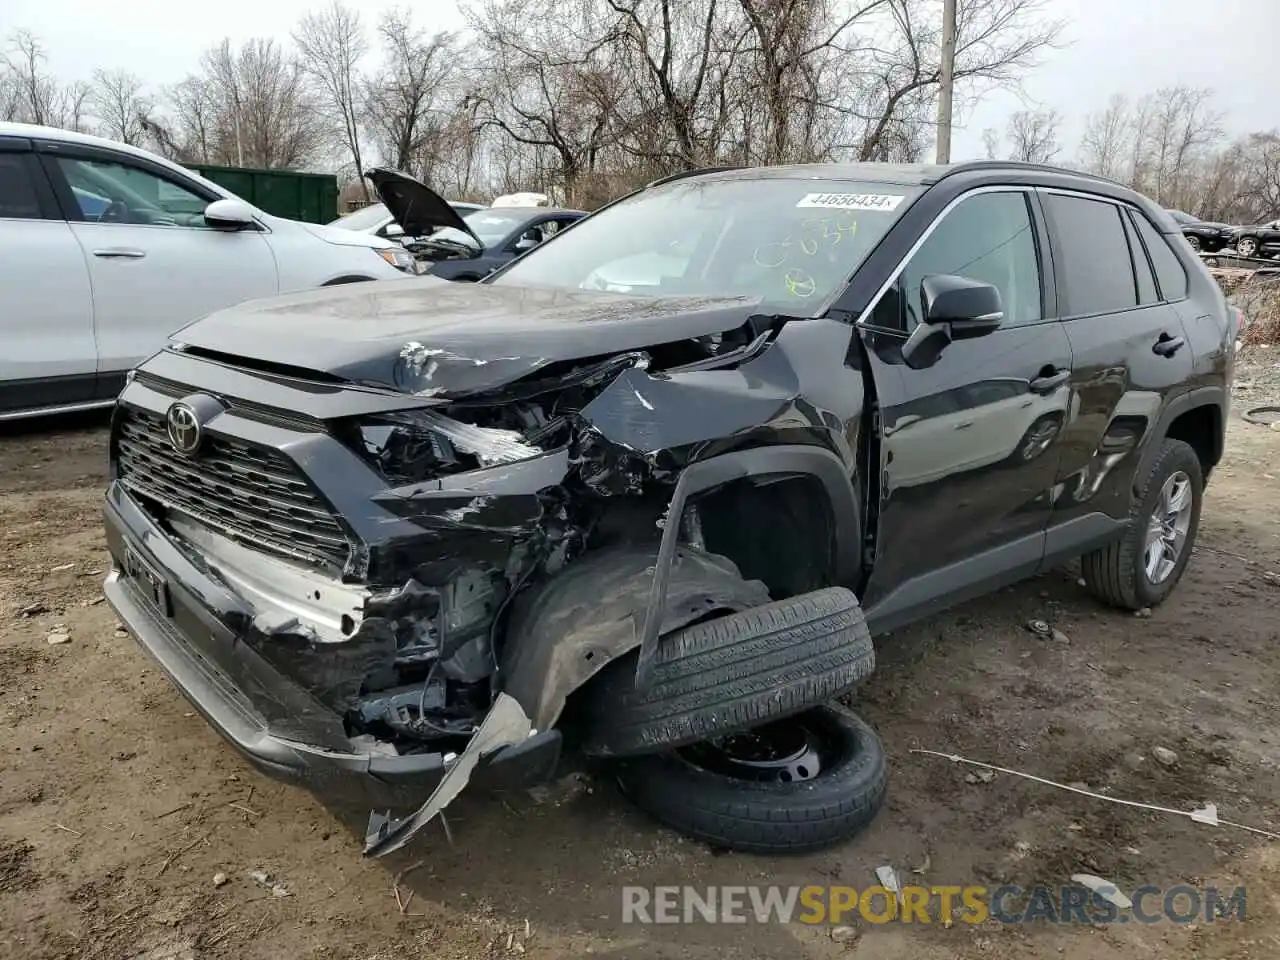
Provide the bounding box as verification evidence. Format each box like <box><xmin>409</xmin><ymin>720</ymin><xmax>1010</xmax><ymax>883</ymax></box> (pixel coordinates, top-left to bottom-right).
<box><xmin>1145</xmin><ymin>85</ymin><xmax>1223</xmax><ymax>206</ymax></box>
<box><xmin>294</xmin><ymin>2</ymin><xmax>369</xmax><ymax>192</ymax></box>
<box><xmin>1077</xmin><ymin>93</ymin><xmax>1129</xmax><ymax>180</ymax></box>
<box><xmin>824</xmin><ymin>0</ymin><xmax>1065</xmax><ymax>162</ymax></box>
<box><xmin>467</xmin><ymin>0</ymin><xmax>630</xmax><ymax>200</ymax></box>
<box><xmin>1005</xmin><ymin>107</ymin><xmax>1059</xmax><ymax>162</ymax></box>
<box><xmin>187</xmin><ymin>38</ymin><xmax>320</xmax><ymax>168</ymax></box>
<box><xmin>364</xmin><ymin>10</ymin><xmax>460</xmax><ymax>176</ymax></box>
<box><xmin>2</xmin><ymin>29</ymin><xmax>88</xmax><ymax>129</ymax></box>
<box><xmin>1234</xmin><ymin>132</ymin><xmax>1280</xmax><ymax>221</ymax></box>
<box><xmin>981</xmin><ymin>125</ymin><xmax>1000</xmax><ymax>159</ymax></box>
<box><xmin>90</xmin><ymin>69</ymin><xmax>152</xmax><ymax>145</ymax></box>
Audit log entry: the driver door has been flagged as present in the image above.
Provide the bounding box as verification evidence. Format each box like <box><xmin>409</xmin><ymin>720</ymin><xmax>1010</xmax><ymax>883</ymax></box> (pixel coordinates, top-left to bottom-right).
<box><xmin>857</xmin><ymin>188</ymin><xmax>1074</xmax><ymax>627</ymax></box>
<box><xmin>37</xmin><ymin>143</ymin><xmax>277</xmax><ymax>387</ymax></box>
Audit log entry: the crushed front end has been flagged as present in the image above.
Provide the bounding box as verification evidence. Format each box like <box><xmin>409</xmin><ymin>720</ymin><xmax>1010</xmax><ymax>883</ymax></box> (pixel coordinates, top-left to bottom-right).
<box><xmin>102</xmin><ymin>348</ymin><xmax>583</xmax><ymax>810</ymax></box>
<box><xmin>102</xmin><ymin>300</ymin><xmax>850</xmax><ymax>854</ymax></box>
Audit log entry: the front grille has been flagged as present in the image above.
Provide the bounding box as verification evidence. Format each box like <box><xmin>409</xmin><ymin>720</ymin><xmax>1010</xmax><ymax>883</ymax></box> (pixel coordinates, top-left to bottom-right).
<box><xmin>115</xmin><ymin>406</ymin><xmax>351</xmax><ymax>569</ymax></box>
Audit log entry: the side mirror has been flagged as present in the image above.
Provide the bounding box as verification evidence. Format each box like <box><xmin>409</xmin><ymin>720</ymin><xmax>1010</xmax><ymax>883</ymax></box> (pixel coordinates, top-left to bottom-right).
<box><xmin>203</xmin><ymin>198</ymin><xmax>257</xmax><ymax>230</ymax></box>
<box><xmin>383</xmin><ymin>222</ymin><xmax>405</xmax><ymax>239</ymax></box>
<box><xmin>514</xmin><ymin>235</ymin><xmax>538</xmax><ymax>252</ymax></box>
<box><xmin>901</xmin><ymin>274</ymin><xmax>1003</xmax><ymax>370</ymax></box>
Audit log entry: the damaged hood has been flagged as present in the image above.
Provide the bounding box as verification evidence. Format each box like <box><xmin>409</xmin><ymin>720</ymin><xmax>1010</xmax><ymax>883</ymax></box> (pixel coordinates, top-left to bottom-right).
<box><xmin>174</xmin><ymin>279</ymin><xmax>767</xmax><ymax>398</ymax></box>
<box><xmin>366</xmin><ymin>167</ymin><xmax>481</xmax><ymax>244</ymax></box>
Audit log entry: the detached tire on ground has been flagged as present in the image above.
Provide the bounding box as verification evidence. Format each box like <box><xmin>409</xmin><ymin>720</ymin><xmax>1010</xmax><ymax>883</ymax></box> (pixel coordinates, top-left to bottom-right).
<box><xmin>579</xmin><ymin>587</ymin><xmax>874</xmax><ymax>759</ymax></box>
<box><xmin>615</xmin><ymin>704</ymin><xmax>888</xmax><ymax>855</ymax></box>
<box><xmin>1080</xmin><ymin>438</ymin><xmax>1204</xmax><ymax>609</ymax></box>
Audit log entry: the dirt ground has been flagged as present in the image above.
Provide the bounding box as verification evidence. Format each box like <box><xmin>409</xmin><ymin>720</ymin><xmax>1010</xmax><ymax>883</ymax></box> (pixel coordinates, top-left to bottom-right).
<box><xmin>1</xmin><ymin>353</ymin><xmax>1278</xmax><ymax>960</ymax></box>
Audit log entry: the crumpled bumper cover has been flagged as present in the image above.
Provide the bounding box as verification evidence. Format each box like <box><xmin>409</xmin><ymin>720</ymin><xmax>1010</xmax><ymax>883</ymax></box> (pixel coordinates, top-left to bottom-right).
<box><xmin>103</xmin><ymin>482</ymin><xmax>561</xmax><ymax>812</ymax></box>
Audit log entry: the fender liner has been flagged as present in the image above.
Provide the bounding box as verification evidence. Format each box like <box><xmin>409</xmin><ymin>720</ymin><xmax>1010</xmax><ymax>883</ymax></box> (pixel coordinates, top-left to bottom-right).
<box><xmin>634</xmin><ymin>444</ymin><xmax>862</xmax><ymax>688</ymax></box>
<box><xmin>499</xmin><ymin>545</ymin><xmax>770</xmax><ymax>731</ymax></box>
<box><xmin>1133</xmin><ymin>386</ymin><xmax>1226</xmax><ymax>492</ymax></box>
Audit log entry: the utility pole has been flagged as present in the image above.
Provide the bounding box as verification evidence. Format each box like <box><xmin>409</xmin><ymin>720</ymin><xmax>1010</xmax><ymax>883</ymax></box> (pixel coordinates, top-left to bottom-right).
<box><xmin>935</xmin><ymin>0</ymin><xmax>957</xmax><ymax>164</ymax></box>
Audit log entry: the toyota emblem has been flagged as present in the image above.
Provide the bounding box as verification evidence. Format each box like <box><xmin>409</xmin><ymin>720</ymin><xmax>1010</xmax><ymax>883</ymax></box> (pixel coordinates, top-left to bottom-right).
<box><xmin>166</xmin><ymin>402</ymin><xmax>203</xmax><ymax>455</ymax></box>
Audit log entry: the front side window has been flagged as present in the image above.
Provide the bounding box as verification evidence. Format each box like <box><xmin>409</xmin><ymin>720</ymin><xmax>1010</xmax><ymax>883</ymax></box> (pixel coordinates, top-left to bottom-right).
<box><xmin>55</xmin><ymin>156</ymin><xmax>211</xmax><ymax>227</ymax></box>
<box><xmin>878</xmin><ymin>190</ymin><xmax>1042</xmax><ymax>331</ymax></box>
<box><xmin>1044</xmin><ymin>193</ymin><xmax>1138</xmax><ymax>316</ymax></box>
<box><xmin>493</xmin><ymin>178</ymin><xmax>923</xmax><ymax>313</ymax></box>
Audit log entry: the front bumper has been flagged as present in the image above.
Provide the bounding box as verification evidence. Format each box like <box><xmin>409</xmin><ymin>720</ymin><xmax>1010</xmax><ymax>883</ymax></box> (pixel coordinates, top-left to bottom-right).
<box><xmin>103</xmin><ymin>482</ymin><xmax>561</xmax><ymax>809</ymax></box>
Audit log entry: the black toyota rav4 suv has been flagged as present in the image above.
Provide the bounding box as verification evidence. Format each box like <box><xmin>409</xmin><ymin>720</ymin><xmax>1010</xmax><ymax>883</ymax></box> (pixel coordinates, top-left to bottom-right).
<box><xmin>104</xmin><ymin>162</ymin><xmax>1234</xmax><ymax>859</ymax></box>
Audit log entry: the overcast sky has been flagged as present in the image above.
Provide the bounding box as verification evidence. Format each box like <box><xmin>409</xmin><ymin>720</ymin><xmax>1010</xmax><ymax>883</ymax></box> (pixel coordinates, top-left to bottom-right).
<box><xmin>6</xmin><ymin>0</ymin><xmax>1276</xmax><ymax>162</ymax></box>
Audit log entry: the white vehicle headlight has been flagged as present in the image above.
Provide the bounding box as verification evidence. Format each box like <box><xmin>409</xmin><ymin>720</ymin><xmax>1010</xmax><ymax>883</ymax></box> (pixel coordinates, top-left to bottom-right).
<box><xmin>375</xmin><ymin>247</ymin><xmax>417</xmax><ymax>273</ymax></box>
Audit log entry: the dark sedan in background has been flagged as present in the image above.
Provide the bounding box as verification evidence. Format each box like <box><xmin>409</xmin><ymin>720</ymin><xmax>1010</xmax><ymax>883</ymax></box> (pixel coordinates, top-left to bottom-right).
<box><xmin>1165</xmin><ymin>208</ymin><xmax>1234</xmax><ymax>253</ymax></box>
<box><xmin>367</xmin><ymin>168</ymin><xmax>586</xmax><ymax>281</ymax></box>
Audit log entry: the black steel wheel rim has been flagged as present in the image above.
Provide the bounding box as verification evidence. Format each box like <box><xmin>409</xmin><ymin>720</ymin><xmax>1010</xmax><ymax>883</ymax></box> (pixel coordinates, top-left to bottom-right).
<box><xmin>677</xmin><ymin>715</ymin><xmax>831</xmax><ymax>784</ymax></box>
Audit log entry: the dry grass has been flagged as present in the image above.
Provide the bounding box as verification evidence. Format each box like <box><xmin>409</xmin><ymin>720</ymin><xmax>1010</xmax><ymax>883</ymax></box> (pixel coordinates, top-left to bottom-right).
<box><xmin>1210</xmin><ymin>267</ymin><xmax>1280</xmax><ymax>346</ymax></box>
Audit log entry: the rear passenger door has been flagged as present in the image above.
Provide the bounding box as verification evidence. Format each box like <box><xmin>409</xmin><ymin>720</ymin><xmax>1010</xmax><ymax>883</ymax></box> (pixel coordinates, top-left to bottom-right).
<box><xmin>1040</xmin><ymin>190</ymin><xmax>1194</xmax><ymax>535</ymax></box>
<box><xmin>0</xmin><ymin>137</ymin><xmax>97</xmax><ymax>414</ymax></box>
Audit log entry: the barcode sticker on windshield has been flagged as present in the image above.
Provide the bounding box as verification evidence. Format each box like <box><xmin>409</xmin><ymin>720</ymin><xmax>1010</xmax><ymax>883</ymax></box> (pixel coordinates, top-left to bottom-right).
<box><xmin>796</xmin><ymin>193</ymin><xmax>906</xmax><ymax>211</ymax></box>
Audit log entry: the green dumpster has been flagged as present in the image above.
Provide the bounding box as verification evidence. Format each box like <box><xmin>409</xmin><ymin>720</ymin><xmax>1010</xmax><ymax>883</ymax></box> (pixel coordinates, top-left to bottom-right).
<box><xmin>187</xmin><ymin>164</ymin><xmax>339</xmax><ymax>224</ymax></box>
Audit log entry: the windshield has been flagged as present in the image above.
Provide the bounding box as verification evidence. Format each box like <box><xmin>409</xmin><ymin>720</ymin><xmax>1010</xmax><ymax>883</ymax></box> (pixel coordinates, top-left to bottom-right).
<box><xmin>1166</xmin><ymin>209</ymin><xmax>1196</xmax><ymax>225</ymax></box>
<box><xmin>428</xmin><ymin>209</ymin><xmax>533</xmax><ymax>250</ymax></box>
<box><xmin>493</xmin><ymin>178</ymin><xmax>921</xmax><ymax>311</ymax></box>
<box><xmin>329</xmin><ymin>203</ymin><xmax>390</xmax><ymax>231</ymax></box>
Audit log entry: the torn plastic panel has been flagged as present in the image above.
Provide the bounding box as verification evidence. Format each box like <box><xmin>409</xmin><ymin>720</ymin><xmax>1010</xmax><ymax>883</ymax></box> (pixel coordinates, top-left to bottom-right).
<box><xmin>363</xmin><ymin>692</ymin><xmax>535</xmax><ymax>858</ymax></box>
<box><xmin>500</xmin><ymin>545</ymin><xmax>769</xmax><ymax>731</ymax></box>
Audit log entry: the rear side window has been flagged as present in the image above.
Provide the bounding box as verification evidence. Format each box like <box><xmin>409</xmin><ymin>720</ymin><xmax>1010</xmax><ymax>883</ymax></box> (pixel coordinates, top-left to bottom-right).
<box><xmin>1131</xmin><ymin>213</ymin><xmax>1189</xmax><ymax>301</ymax></box>
<box><xmin>1122</xmin><ymin>213</ymin><xmax>1158</xmax><ymax>304</ymax></box>
<box><xmin>0</xmin><ymin>153</ymin><xmax>43</xmax><ymax>220</ymax></box>
<box><xmin>1044</xmin><ymin>194</ymin><xmax>1137</xmax><ymax>316</ymax></box>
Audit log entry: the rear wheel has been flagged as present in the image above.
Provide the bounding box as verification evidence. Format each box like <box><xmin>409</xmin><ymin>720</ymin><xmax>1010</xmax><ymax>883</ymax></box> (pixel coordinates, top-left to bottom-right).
<box><xmin>1080</xmin><ymin>438</ymin><xmax>1202</xmax><ymax>609</ymax></box>
<box><xmin>1186</xmin><ymin>234</ymin><xmax>1202</xmax><ymax>252</ymax></box>
<box><xmin>615</xmin><ymin>704</ymin><xmax>887</xmax><ymax>855</ymax></box>
<box><xmin>1238</xmin><ymin>237</ymin><xmax>1259</xmax><ymax>258</ymax></box>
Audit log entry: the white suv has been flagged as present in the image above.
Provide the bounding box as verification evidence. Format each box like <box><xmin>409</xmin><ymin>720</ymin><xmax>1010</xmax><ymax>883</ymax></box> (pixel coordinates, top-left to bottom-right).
<box><xmin>0</xmin><ymin>122</ymin><xmax>414</xmax><ymax>420</ymax></box>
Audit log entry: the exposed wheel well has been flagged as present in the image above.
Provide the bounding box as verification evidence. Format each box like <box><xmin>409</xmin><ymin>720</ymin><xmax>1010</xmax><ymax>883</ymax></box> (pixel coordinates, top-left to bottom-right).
<box><xmin>322</xmin><ymin>275</ymin><xmax>375</xmax><ymax>286</ymax></box>
<box><xmin>692</xmin><ymin>475</ymin><xmax>841</xmax><ymax>601</ymax></box>
<box><xmin>1164</xmin><ymin>404</ymin><xmax>1222</xmax><ymax>477</ymax></box>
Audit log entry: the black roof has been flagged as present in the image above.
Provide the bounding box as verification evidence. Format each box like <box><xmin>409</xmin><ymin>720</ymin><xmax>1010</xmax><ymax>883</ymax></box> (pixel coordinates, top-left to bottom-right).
<box><xmin>649</xmin><ymin>160</ymin><xmax>1165</xmax><ymax>225</ymax></box>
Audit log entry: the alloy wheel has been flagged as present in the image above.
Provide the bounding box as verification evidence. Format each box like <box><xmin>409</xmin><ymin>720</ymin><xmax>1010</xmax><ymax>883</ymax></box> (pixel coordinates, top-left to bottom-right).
<box><xmin>1143</xmin><ymin>470</ymin><xmax>1193</xmax><ymax>584</ymax></box>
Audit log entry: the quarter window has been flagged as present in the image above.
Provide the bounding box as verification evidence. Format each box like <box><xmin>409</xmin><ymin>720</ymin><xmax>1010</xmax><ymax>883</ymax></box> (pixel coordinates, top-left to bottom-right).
<box><xmin>1132</xmin><ymin>212</ymin><xmax>1189</xmax><ymax>301</ymax></box>
<box><xmin>55</xmin><ymin>156</ymin><xmax>212</xmax><ymax>228</ymax></box>
<box><xmin>888</xmin><ymin>191</ymin><xmax>1043</xmax><ymax>330</ymax></box>
<box><xmin>1122</xmin><ymin>212</ymin><xmax>1158</xmax><ymax>305</ymax></box>
<box><xmin>1044</xmin><ymin>194</ymin><xmax>1137</xmax><ymax>316</ymax></box>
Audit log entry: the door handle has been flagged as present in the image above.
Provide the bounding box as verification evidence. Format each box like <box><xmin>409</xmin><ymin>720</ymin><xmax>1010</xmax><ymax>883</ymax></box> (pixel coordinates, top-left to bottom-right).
<box><xmin>1153</xmin><ymin>332</ymin><xmax>1186</xmax><ymax>357</ymax></box>
<box><xmin>93</xmin><ymin>248</ymin><xmax>146</xmax><ymax>259</ymax></box>
<box><xmin>1029</xmin><ymin>368</ymin><xmax>1070</xmax><ymax>394</ymax></box>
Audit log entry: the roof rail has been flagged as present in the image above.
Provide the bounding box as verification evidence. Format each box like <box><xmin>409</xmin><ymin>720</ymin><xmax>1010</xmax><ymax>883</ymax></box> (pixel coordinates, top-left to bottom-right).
<box><xmin>645</xmin><ymin>165</ymin><xmax>743</xmax><ymax>189</ymax></box>
<box><xmin>937</xmin><ymin>159</ymin><xmax>1126</xmax><ymax>190</ymax></box>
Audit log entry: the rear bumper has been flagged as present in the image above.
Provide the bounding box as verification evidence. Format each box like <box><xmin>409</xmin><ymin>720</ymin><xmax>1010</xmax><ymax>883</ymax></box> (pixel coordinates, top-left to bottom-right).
<box><xmin>103</xmin><ymin>483</ymin><xmax>561</xmax><ymax>809</ymax></box>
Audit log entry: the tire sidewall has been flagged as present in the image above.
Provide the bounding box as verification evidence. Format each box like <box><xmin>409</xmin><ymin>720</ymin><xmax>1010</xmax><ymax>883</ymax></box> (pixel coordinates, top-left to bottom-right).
<box><xmin>1129</xmin><ymin>441</ymin><xmax>1203</xmax><ymax>607</ymax></box>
